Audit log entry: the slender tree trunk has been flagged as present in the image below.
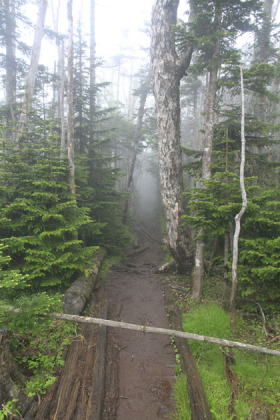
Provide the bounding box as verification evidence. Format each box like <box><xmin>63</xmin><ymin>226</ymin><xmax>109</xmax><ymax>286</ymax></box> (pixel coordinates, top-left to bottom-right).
<box><xmin>151</xmin><ymin>0</ymin><xmax>194</xmax><ymax>272</ymax></box>
<box><xmin>192</xmin><ymin>7</ymin><xmax>221</xmax><ymax>299</ymax></box>
<box><xmin>67</xmin><ymin>0</ymin><xmax>75</xmax><ymax>194</ymax></box>
<box><xmin>122</xmin><ymin>71</ymin><xmax>151</xmax><ymax>224</ymax></box>
<box><xmin>50</xmin><ymin>0</ymin><xmax>65</xmax><ymax>156</ymax></box>
<box><xmin>253</xmin><ymin>0</ymin><xmax>274</xmax><ymax>121</ymax></box>
<box><xmin>17</xmin><ymin>0</ymin><xmax>48</xmax><ymax>141</ymax></box>
<box><xmin>50</xmin><ymin>0</ymin><xmax>61</xmax><ymax>117</ymax></box>
<box><xmin>59</xmin><ymin>39</ymin><xmax>66</xmax><ymax>156</ymax></box>
<box><xmin>4</xmin><ymin>0</ymin><xmax>16</xmax><ymax>125</ymax></box>
<box><xmin>77</xmin><ymin>27</ymin><xmax>85</xmax><ymax>153</ymax></box>
<box><xmin>256</xmin><ymin>0</ymin><xmax>274</xmax><ymax>63</ymax></box>
<box><xmin>230</xmin><ymin>66</ymin><xmax>248</xmax><ymax>331</ymax></box>
<box><xmin>90</xmin><ymin>0</ymin><xmax>96</xmax><ymax>145</ymax></box>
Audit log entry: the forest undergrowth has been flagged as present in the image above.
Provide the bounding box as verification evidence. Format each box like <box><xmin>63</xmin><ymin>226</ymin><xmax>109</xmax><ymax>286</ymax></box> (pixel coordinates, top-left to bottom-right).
<box><xmin>167</xmin><ymin>275</ymin><xmax>280</xmax><ymax>419</ymax></box>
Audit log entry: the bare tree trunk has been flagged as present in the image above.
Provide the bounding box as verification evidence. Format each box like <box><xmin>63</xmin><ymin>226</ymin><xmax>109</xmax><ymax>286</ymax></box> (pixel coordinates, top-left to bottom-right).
<box><xmin>253</xmin><ymin>0</ymin><xmax>274</xmax><ymax>121</ymax></box>
<box><xmin>122</xmin><ymin>71</ymin><xmax>151</xmax><ymax>224</ymax></box>
<box><xmin>67</xmin><ymin>0</ymin><xmax>75</xmax><ymax>195</ymax></box>
<box><xmin>50</xmin><ymin>0</ymin><xmax>66</xmax><ymax>156</ymax></box>
<box><xmin>17</xmin><ymin>0</ymin><xmax>48</xmax><ymax>141</ymax></box>
<box><xmin>230</xmin><ymin>66</ymin><xmax>248</xmax><ymax>331</ymax></box>
<box><xmin>90</xmin><ymin>0</ymin><xmax>96</xmax><ymax>145</ymax></box>
<box><xmin>50</xmin><ymin>0</ymin><xmax>60</xmax><ymax>115</ymax></box>
<box><xmin>151</xmin><ymin>0</ymin><xmax>194</xmax><ymax>272</ymax></box>
<box><xmin>59</xmin><ymin>39</ymin><xmax>66</xmax><ymax>156</ymax></box>
<box><xmin>4</xmin><ymin>0</ymin><xmax>16</xmax><ymax>126</ymax></box>
<box><xmin>192</xmin><ymin>7</ymin><xmax>221</xmax><ymax>299</ymax></box>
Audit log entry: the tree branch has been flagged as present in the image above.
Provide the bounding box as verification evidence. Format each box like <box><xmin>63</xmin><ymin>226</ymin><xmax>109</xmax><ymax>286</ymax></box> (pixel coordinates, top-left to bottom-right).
<box><xmin>44</xmin><ymin>312</ymin><xmax>280</xmax><ymax>357</ymax></box>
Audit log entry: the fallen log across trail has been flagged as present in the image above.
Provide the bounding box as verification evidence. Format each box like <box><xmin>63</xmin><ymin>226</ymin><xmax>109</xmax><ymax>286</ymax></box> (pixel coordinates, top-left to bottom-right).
<box><xmin>47</xmin><ymin>312</ymin><xmax>280</xmax><ymax>357</ymax></box>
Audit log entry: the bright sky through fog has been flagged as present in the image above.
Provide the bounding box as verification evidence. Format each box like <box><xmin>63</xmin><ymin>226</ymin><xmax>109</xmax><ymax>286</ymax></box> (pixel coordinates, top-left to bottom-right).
<box><xmin>23</xmin><ymin>0</ymin><xmax>190</xmax><ymax>67</ymax></box>
<box><xmin>94</xmin><ymin>0</ymin><xmax>153</xmax><ymax>60</ymax></box>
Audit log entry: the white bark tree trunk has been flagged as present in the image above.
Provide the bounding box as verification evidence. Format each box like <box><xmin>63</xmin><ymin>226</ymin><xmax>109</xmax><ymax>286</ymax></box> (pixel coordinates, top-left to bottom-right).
<box><xmin>67</xmin><ymin>0</ymin><xmax>75</xmax><ymax>194</ymax></box>
<box><xmin>151</xmin><ymin>0</ymin><xmax>194</xmax><ymax>272</ymax></box>
<box><xmin>17</xmin><ymin>0</ymin><xmax>48</xmax><ymax>141</ymax></box>
<box><xmin>230</xmin><ymin>66</ymin><xmax>248</xmax><ymax>331</ymax></box>
<box><xmin>59</xmin><ymin>39</ymin><xmax>66</xmax><ymax>156</ymax></box>
<box><xmin>4</xmin><ymin>0</ymin><xmax>16</xmax><ymax>125</ymax></box>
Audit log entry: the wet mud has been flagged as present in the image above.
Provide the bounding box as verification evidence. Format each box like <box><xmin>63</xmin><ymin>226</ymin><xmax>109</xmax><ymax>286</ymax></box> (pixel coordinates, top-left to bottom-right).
<box><xmin>103</xmin><ymin>227</ymin><xmax>176</xmax><ymax>419</ymax></box>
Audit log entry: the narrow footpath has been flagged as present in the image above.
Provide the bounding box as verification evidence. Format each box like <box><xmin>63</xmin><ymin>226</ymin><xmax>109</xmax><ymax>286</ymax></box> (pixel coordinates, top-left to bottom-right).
<box><xmin>35</xmin><ymin>224</ymin><xmax>177</xmax><ymax>420</ymax></box>
<box><xmin>102</xmin><ymin>225</ymin><xmax>177</xmax><ymax>419</ymax></box>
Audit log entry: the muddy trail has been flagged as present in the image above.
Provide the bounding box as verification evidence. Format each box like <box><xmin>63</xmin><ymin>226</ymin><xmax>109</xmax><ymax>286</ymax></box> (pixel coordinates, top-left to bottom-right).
<box><xmin>36</xmin><ymin>225</ymin><xmax>177</xmax><ymax>420</ymax></box>
<box><xmin>102</xmin><ymin>225</ymin><xmax>176</xmax><ymax>419</ymax></box>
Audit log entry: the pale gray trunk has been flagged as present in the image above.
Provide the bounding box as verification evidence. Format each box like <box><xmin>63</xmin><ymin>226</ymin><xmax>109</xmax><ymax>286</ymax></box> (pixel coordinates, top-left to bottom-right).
<box><xmin>192</xmin><ymin>231</ymin><xmax>205</xmax><ymax>300</ymax></box>
<box><xmin>256</xmin><ymin>0</ymin><xmax>274</xmax><ymax>63</ymax></box>
<box><xmin>90</xmin><ymin>0</ymin><xmax>96</xmax><ymax>144</ymax></box>
<box><xmin>253</xmin><ymin>0</ymin><xmax>274</xmax><ymax>121</ymax></box>
<box><xmin>230</xmin><ymin>67</ymin><xmax>248</xmax><ymax>331</ymax></box>
<box><xmin>67</xmin><ymin>0</ymin><xmax>75</xmax><ymax>194</ymax></box>
<box><xmin>59</xmin><ymin>39</ymin><xmax>66</xmax><ymax>156</ymax></box>
<box><xmin>17</xmin><ymin>0</ymin><xmax>48</xmax><ymax>140</ymax></box>
<box><xmin>122</xmin><ymin>71</ymin><xmax>151</xmax><ymax>224</ymax></box>
<box><xmin>151</xmin><ymin>0</ymin><xmax>194</xmax><ymax>271</ymax></box>
<box><xmin>4</xmin><ymin>0</ymin><xmax>16</xmax><ymax>124</ymax></box>
<box><xmin>192</xmin><ymin>7</ymin><xmax>221</xmax><ymax>299</ymax></box>
<box><xmin>50</xmin><ymin>0</ymin><xmax>61</xmax><ymax>116</ymax></box>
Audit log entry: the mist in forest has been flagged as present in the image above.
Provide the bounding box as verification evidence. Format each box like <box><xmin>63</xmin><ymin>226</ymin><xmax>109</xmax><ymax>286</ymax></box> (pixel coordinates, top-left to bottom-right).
<box><xmin>134</xmin><ymin>148</ymin><xmax>161</xmax><ymax>228</ymax></box>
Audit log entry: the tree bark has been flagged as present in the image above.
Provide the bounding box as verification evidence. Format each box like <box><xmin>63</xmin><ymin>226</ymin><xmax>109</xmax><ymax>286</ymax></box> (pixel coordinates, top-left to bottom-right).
<box><xmin>67</xmin><ymin>0</ymin><xmax>75</xmax><ymax>195</ymax></box>
<box><xmin>59</xmin><ymin>39</ymin><xmax>66</xmax><ymax>157</ymax></box>
<box><xmin>230</xmin><ymin>66</ymin><xmax>248</xmax><ymax>331</ymax></box>
<box><xmin>122</xmin><ymin>70</ymin><xmax>151</xmax><ymax>224</ymax></box>
<box><xmin>164</xmin><ymin>287</ymin><xmax>212</xmax><ymax>420</ymax></box>
<box><xmin>50</xmin><ymin>0</ymin><xmax>66</xmax><ymax>156</ymax></box>
<box><xmin>17</xmin><ymin>0</ymin><xmax>48</xmax><ymax>141</ymax></box>
<box><xmin>0</xmin><ymin>331</ymin><xmax>37</xmax><ymax>417</ymax></box>
<box><xmin>192</xmin><ymin>5</ymin><xmax>221</xmax><ymax>299</ymax></box>
<box><xmin>151</xmin><ymin>0</ymin><xmax>194</xmax><ymax>272</ymax></box>
<box><xmin>62</xmin><ymin>249</ymin><xmax>106</xmax><ymax>315</ymax></box>
<box><xmin>89</xmin><ymin>0</ymin><xmax>96</xmax><ymax>146</ymax></box>
<box><xmin>44</xmin><ymin>312</ymin><xmax>280</xmax><ymax>356</ymax></box>
<box><xmin>253</xmin><ymin>0</ymin><xmax>274</xmax><ymax>121</ymax></box>
<box><xmin>4</xmin><ymin>0</ymin><xmax>16</xmax><ymax>125</ymax></box>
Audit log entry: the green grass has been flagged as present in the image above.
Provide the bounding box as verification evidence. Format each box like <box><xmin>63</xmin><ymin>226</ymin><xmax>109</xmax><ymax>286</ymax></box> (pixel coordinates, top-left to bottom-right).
<box><xmin>173</xmin><ymin>302</ymin><xmax>280</xmax><ymax>419</ymax></box>
<box><xmin>172</xmin><ymin>373</ymin><xmax>191</xmax><ymax>419</ymax></box>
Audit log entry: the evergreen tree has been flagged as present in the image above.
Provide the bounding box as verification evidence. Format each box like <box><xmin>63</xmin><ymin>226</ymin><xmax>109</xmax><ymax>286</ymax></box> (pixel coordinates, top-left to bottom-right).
<box><xmin>0</xmin><ymin>121</ymin><xmax>98</xmax><ymax>292</ymax></box>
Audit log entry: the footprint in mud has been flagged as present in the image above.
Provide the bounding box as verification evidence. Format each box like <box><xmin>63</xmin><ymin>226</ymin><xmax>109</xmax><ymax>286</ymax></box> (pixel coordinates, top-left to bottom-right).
<box><xmin>150</xmin><ymin>378</ymin><xmax>172</xmax><ymax>402</ymax></box>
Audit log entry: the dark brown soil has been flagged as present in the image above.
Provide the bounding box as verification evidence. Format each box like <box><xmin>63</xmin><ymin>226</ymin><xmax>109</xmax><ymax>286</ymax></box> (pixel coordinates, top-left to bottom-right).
<box><xmin>102</xmin><ymin>227</ymin><xmax>176</xmax><ymax>419</ymax></box>
<box><xmin>35</xmin><ymin>225</ymin><xmax>177</xmax><ymax>419</ymax></box>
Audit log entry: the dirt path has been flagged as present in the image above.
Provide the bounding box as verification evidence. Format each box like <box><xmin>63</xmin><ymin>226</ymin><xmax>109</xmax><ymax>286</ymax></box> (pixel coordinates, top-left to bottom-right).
<box><xmin>35</xmin><ymin>225</ymin><xmax>177</xmax><ymax>419</ymax></box>
<box><xmin>102</xmin><ymin>226</ymin><xmax>176</xmax><ymax>419</ymax></box>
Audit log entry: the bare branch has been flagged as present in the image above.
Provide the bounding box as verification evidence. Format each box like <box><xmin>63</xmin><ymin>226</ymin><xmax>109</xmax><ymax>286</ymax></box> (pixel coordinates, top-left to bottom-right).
<box><xmin>45</xmin><ymin>312</ymin><xmax>280</xmax><ymax>357</ymax></box>
<box><xmin>230</xmin><ymin>65</ymin><xmax>248</xmax><ymax>330</ymax></box>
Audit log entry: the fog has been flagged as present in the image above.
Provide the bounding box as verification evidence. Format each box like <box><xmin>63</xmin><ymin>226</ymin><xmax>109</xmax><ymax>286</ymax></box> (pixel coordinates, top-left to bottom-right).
<box><xmin>134</xmin><ymin>148</ymin><xmax>162</xmax><ymax>229</ymax></box>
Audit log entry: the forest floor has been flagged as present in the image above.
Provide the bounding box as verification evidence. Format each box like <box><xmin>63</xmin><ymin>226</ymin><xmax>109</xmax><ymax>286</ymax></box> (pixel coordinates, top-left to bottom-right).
<box><xmin>102</xmin><ymin>224</ymin><xmax>177</xmax><ymax>419</ymax></box>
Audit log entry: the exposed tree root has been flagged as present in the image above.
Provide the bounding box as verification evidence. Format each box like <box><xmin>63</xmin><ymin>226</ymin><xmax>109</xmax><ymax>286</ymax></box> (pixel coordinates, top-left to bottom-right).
<box><xmin>35</xmin><ymin>293</ymin><xmax>107</xmax><ymax>420</ymax></box>
<box><xmin>163</xmin><ymin>286</ymin><xmax>212</xmax><ymax>420</ymax></box>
